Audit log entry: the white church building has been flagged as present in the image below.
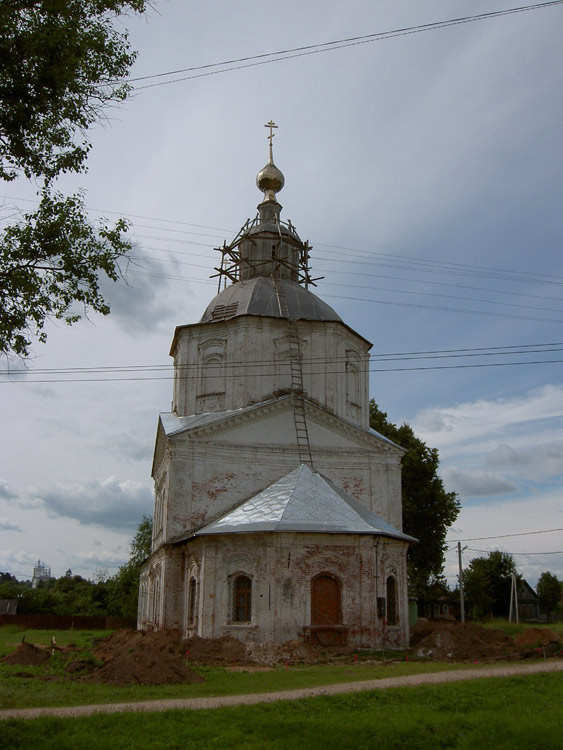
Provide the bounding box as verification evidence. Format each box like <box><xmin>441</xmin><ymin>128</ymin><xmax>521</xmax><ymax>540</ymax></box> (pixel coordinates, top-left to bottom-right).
<box><xmin>138</xmin><ymin>127</ymin><xmax>415</xmax><ymax>648</ymax></box>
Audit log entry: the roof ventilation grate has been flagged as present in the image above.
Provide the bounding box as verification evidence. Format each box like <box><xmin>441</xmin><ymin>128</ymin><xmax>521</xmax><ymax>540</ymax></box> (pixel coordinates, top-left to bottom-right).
<box><xmin>210</xmin><ymin>302</ymin><xmax>239</xmax><ymax>321</ymax></box>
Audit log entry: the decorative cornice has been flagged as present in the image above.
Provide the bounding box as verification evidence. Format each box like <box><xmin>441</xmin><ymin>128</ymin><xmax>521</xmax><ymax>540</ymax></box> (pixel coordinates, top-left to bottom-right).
<box><xmin>164</xmin><ymin>396</ymin><xmax>403</xmax><ymax>456</ymax></box>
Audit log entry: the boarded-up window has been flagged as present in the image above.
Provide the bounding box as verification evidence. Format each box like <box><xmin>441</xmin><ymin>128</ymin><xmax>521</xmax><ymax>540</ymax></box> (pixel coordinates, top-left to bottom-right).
<box><xmin>311</xmin><ymin>574</ymin><xmax>340</xmax><ymax>625</ymax></box>
<box><xmin>232</xmin><ymin>575</ymin><xmax>252</xmax><ymax>622</ymax></box>
<box><xmin>386</xmin><ymin>576</ymin><xmax>398</xmax><ymax>625</ymax></box>
<box><xmin>201</xmin><ymin>353</ymin><xmax>224</xmax><ymax>395</ymax></box>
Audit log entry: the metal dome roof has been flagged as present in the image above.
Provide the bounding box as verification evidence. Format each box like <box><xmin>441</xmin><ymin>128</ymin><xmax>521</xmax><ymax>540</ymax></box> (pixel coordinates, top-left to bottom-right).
<box><xmin>200</xmin><ymin>276</ymin><xmax>342</xmax><ymax>324</ymax></box>
<box><xmin>192</xmin><ymin>464</ymin><xmax>416</xmax><ymax>541</ymax></box>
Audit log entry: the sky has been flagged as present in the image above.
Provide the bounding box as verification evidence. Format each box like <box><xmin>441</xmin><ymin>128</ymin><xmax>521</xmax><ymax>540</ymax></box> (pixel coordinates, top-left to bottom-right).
<box><xmin>1</xmin><ymin>0</ymin><xmax>563</xmax><ymax>589</ymax></box>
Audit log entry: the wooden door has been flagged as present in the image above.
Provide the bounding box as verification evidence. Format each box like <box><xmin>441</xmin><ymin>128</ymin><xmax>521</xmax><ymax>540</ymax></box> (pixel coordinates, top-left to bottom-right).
<box><xmin>311</xmin><ymin>575</ymin><xmax>340</xmax><ymax>625</ymax></box>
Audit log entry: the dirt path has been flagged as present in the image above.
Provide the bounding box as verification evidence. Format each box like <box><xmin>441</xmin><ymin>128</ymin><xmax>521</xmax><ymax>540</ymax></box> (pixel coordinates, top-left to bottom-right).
<box><xmin>1</xmin><ymin>660</ymin><xmax>561</xmax><ymax>721</ymax></box>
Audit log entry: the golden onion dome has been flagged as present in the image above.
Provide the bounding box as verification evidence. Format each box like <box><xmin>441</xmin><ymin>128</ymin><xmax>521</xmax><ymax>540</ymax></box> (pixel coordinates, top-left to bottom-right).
<box><xmin>257</xmin><ymin>120</ymin><xmax>285</xmax><ymax>201</ymax></box>
<box><xmin>256</xmin><ymin>160</ymin><xmax>285</xmax><ymax>195</ymax></box>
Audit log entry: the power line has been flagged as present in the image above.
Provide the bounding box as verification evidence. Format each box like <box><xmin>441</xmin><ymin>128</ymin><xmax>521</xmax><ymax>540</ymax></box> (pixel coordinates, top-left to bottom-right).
<box><xmin>122</xmin><ymin>268</ymin><xmax>563</xmax><ymax>325</ymax></box>
<box><xmin>466</xmin><ymin>547</ymin><xmax>563</xmax><ymax>555</ymax></box>
<box><xmin>132</xmin><ymin>253</ymin><xmax>563</xmax><ymax>315</ymax></box>
<box><xmin>2</xmin><ymin>357</ymin><xmax>563</xmax><ymax>383</ymax></box>
<box><xmin>3</xmin><ymin>342</ymin><xmax>563</xmax><ymax>376</ymax></box>
<box><xmin>127</xmin><ymin>1</ymin><xmax>563</xmax><ymax>91</ymax></box>
<box><xmin>448</xmin><ymin>528</ymin><xmax>563</xmax><ymax>542</ymax></box>
<box><xmin>7</xmin><ymin>195</ymin><xmax>562</xmax><ymax>289</ymax></box>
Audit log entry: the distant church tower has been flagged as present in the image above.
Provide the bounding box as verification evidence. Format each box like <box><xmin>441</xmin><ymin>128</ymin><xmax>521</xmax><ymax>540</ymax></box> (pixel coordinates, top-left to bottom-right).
<box><xmin>31</xmin><ymin>560</ymin><xmax>53</xmax><ymax>589</ymax></box>
<box><xmin>138</xmin><ymin>125</ymin><xmax>414</xmax><ymax>648</ymax></box>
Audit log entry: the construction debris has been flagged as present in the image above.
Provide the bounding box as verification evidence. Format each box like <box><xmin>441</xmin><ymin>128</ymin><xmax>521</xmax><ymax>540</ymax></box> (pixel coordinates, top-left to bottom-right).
<box><xmin>1</xmin><ymin>623</ymin><xmax>561</xmax><ymax>684</ymax></box>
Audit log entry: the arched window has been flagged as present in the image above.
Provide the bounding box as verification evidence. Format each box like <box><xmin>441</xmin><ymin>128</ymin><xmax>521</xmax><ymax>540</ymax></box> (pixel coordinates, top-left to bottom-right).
<box><xmin>386</xmin><ymin>575</ymin><xmax>398</xmax><ymax>626</ymax></box>
<box><xmin>232</xmin><ymin>575</ymin><xmax>252</xmax><ymax>623</ymax></box>
<box><xmin>311</xmin><ymin>574</ymin><xmax>341</xmax><ymax>625</ymax></box>
<box><xmin>187</xmin><ymin>576</ymin><xmax>197</xmax><ymax>626</ymax></box>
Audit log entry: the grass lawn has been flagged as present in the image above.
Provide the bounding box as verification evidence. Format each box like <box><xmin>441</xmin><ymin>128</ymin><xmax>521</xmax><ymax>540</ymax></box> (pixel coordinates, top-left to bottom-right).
<box><xmin>0</xmin><ymin>649</ymin><xmax>488</xmax><ymax>710</ymax></box>
<box><xmin>0</xmin><ymin>624</ymin><xmax>560</xmax><ymax>713</ymax></box>
<box><xmin>0</xmin><ymin>626</ymin><xmax>115</xmax><ymax>654</ymax></box>
<box><xmin>2</xmin><ymin>672</ymin><xmax>563</xmax><ymax>750</ymax></box>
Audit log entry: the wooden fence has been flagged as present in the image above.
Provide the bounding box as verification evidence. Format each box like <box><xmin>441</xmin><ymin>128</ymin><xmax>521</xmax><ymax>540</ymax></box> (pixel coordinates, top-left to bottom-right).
<box><xmin>0</xmin><ymin>614</ymin><xmax>136</xmax><ymax>630</ymax></box>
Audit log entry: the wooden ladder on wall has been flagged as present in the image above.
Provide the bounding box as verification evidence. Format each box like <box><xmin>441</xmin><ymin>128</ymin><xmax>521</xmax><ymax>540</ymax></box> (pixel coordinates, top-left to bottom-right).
<box><xmin>272</xmin><ymin>274</ymin><xmax>314</xmax><ymax>469</ymax></box>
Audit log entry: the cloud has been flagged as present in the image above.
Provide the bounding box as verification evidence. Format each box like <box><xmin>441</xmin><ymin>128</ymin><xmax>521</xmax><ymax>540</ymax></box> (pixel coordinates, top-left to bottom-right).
<box><xmin>30</xmin><ymin>476</ymin><xmax>153</xmax><ymax>531</ymax></box>
<box><xmin>73</xmin><ymin>549</ymin><xmax>128</xmax><ymax>568</ymax></box>
<box><xmin>96</xmin><ymin>250</ymin><xmax>181</xmax><ymax>334</ymax></box>
<box><xmin>0</xmin><ymin>518</ymin><xmax>22</xmax><ymax>532</ymax></box>
<box><xmin>442</xmin><ymin>467</ymin><xmax>517</xmax><ymax>497</ymax></box>
<box><xmin>0</xmin><ymin>479</ymin><xmax>17</xmax><ymax>500</ymax></box>
<box><xmin>0</xmin><ymin>549</ymin><xmax>37</xmax><ymax>577</ymax></box>
<box><xmin>487</xmin><ymin>442</ymin><xmax>563</xmax><ymax>481</ymax></box>
<box><xmin>111</xmin><ymin>431</ymin><xmax>154</xmax><ymax>462</ymax></box>
<box><xmin>413</xmin><ymin>384</ymin><xmax>563</xmax><ymax>458</ymax></box>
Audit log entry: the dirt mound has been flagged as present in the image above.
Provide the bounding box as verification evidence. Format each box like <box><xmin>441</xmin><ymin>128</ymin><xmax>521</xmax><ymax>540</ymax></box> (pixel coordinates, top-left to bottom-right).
<box><xmin>88</xmin><ymin>629</ymin><xmax>204</xmax><ymax>686</ymax></box>
<box><xmin>410</xmin><ymin>621</ymin><xmax>516</xmax><ymax>661</ymax></box>
<box><xmin>184</xmin><ymin>634</ymin><xmax>249</xmax><ymax>665</ymax></box>
<box><xmin>514</xmin><ymin>628</ymin><xmax>562</xmax><ymax>648</ymax></box>
<box><xmin>1</xmin><ymin>642</ymin><xmax>51</xmax><ymax>666</ymax></box>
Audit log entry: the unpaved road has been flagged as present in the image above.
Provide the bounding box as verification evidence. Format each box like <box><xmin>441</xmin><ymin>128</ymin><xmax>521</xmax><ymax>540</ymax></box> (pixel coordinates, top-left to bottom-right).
<box><xmin>1</xmin><ymin>660</ymin><xmax>561</xmax><ymax>721</ymax></box>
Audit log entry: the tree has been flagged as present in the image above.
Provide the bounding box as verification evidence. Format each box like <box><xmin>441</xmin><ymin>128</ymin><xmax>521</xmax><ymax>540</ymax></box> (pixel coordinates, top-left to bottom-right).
<box><xmin>536</xmin><ymin>571</ymin><xmax>561</xmax><ymax>615</ymax></box>
<box><xmin>0</xmin><ymin>0</ymin><xmax>148</xmax><ymax>357</ymax></box>
<box><xmin>369</xmin><ymin>401</ymin><xmax>460</xmax><ymax>593</ymax></box>
<box><xmin>130</xmin><ymin>514</ymin><xmax>153</xmax><ymax>565</ymax></box>
<box><xmin>463</xmin><ymin>550</ymin><xmax>518</xmax><ymax>619</ymax></box>
<box><xmin>107</xmin><ymin>514</ymin><xmax>152</xmax><ymax>617</ymax></box>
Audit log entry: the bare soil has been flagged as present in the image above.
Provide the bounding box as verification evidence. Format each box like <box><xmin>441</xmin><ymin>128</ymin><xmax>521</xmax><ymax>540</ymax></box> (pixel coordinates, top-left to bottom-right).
<box><xmin>411</xmin><ymin>620</ymin><xmax>516</xmax><ymax>661</ymax></box>
<box><xmin>2</xmin><ymin>622</ymin><xmax>562</xmax><ymax>686</ymax></box>
<box><xmin>87</xmin><ymin>630</ymin><xmax>204</xmax><ymax>686</ymax></box>
<box><xmin>1</xmin><ymin>642</ymin><xmax>51</xmax><ymax>666</ymax></box>
<box><xmin>514</xmin><ymin>627</ymin><xmax>562</xmax><ymax>648</ymax></box>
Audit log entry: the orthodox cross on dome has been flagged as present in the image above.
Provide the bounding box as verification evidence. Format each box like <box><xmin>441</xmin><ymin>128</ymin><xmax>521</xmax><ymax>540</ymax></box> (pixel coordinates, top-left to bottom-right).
<box><xmin>265</xmin><ymin>120</ymin><xmax>278</xmax><ymax>164</ymax></box>
<box><xmin>265</xmin><ymin>120</ymin><xmax>278</xmax><ymax>147</ymax></box>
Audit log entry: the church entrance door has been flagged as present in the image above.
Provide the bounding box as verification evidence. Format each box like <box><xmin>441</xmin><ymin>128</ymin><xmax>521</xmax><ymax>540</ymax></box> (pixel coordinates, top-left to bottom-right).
<box><xmin>311</xmin><ymin>574</ymin><xmax>340</xmax><ymax>625</ymax></box>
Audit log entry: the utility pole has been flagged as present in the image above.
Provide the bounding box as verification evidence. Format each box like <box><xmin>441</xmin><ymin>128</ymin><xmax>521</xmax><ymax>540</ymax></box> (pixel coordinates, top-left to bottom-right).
<box><xmin>509</xmin><ymin>572</ymin><xmax>519</xmax><ymax>623</ymax></box>
<box><xmin>458</xmin><ymin>542</ymin><xmax>467</xmax><ymax>623</ymax></box>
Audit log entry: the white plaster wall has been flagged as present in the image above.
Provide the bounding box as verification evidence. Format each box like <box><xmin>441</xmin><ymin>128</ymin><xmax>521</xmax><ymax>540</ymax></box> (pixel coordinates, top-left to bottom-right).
<box><xmin>171</xmin><ymin>317</ymin><xmax>370</xmax><ymax>428</ymax></box>
<box><xmin>153</xmin><ymin>417</ymin><xmax>403</xmax><ymax>546</ymax></box>
<box><xmin>177</xmin><ymin>533</ymin><xmax>410</xmax><ymax>648</ymax></box>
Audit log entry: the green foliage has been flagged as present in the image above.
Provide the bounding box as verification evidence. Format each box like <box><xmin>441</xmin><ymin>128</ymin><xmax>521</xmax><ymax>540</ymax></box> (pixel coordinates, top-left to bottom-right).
<box><xmin>130</xmin><ymin>514</ymin><xmax>153</xmax><ymax>566</ymax></box>
<box><xmin>1</xmin><ymin>189</ymin><xmax>134</xmax><ymax>356</ymax></box>
<box><xmin>0</xmin><ymin>571</ymin><xmax>19</xmax><ymax>584</ymax></box>
<box><xmin>0</xmin><ymin>517</ymin><xmax>151</xmax><ymax>617</ymax></box>
<box><xmin>0</xmin><ymin>572</ymin><xmax>110</xmax><ymax>615</ymax></box>
<box><xmin>536</xmin><ymin>571</ymin><xmax>562</xmax><ymax>615</ymax></box>
<box><xmin>484</xmin><ymin>618</ymin><xmax>563</xmax><ymax>639</ymax></box>
<box><xmin>463</xmin><ymin>550</ymin><xmax>518</xmax><ymax>619</ymax></box>
<box><xmin>0</xmin><ymin>0</ymin><xmax>146</xmax><ymax>182</ymax></box>
<box><xmin>369</xmin><ymin>400</ymin><xmax>460</xmax><ymax>593</ymax></box>
<box><xmin>0</xmin><ymin>0</ymin><xmax>147</xmax><ymax>356</ymax></box>
<box><xmin>106</xmin><ymin>515</ymin><xmax>153</xmax><ymax>617</ymax></box>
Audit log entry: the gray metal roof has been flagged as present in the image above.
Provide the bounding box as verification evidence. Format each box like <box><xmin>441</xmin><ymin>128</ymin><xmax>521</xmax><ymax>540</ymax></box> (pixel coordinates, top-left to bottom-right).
<box><xmin>200</xmin><ymin>277</ymin><xmax>342</xmax><ymax>324</ymax></box>
<box><xmin>159</xmin><ymin>399</ymin><xmax>281</xmax><ymax>437</ymax></box>
<box><xmin>193</xmin><ymin>464</ymin><xmax>416</xmax><ymax>542</ymax></box>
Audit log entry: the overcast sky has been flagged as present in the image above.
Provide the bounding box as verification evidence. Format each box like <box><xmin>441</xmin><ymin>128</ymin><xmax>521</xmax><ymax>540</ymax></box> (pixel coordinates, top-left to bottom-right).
<box><xmin>1</xmin><ymin>0</ymin><xmax>562</xmax><ymax>588</ymax></box>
